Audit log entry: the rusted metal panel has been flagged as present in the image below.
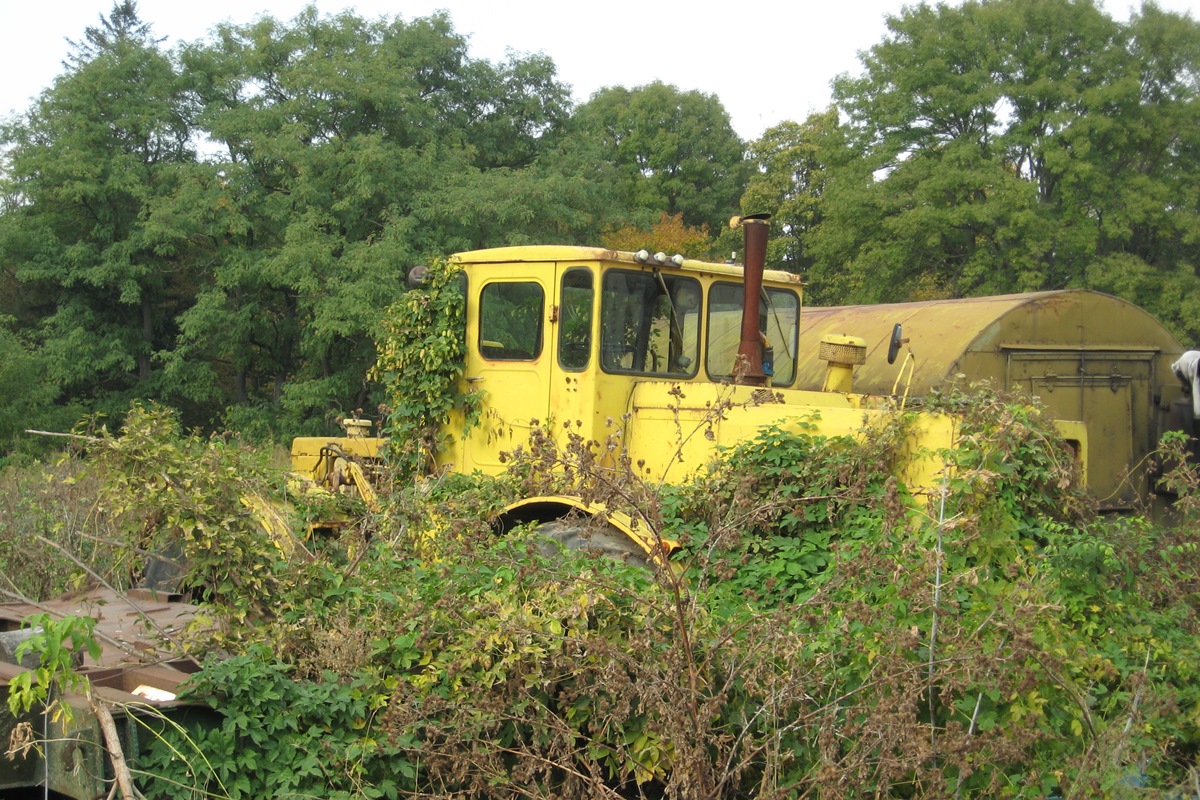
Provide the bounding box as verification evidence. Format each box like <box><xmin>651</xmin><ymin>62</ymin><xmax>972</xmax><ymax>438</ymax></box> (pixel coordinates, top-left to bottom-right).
<box><xmin>0</xmin><ymin>587</ymin><xmax>199</xmax><ymax>671</ymax></box>
<box><xmin>799</xmin><ymin>292</ymin><xmax>1045</xmax><ymax>393</ymax></box>
<box><xmin>0</xmin><ymin>587</ymin><xmax>206</xmax><ymax>799</ymax></box>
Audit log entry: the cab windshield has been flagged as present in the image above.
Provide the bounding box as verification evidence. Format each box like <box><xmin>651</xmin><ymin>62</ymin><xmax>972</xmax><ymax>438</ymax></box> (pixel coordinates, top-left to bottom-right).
<box><xmin>600</xmin><ymin>269</ymin><xmax>701</xmax><ymax>377</ymax></box>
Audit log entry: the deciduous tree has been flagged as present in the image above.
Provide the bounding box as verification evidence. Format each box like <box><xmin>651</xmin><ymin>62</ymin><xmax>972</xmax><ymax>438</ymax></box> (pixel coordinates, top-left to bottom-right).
<box><xmin>571</xmin><ymin>82</ymin><xmax>748</xmax><ymax>236</ymax></box>
<box><xmin>741</xmin><ymin>110</ymin><xmax>839</xmax><ymax>276</ymax></box>
<box><xmin>802</xmin><ymin>0</ymin><xmax>1200</xmax><ymax>342</ymax></box>
<box><xmin>600</xmin><ymin>211</ymin><xmax>712</xmax><ymax>257</ymax></box>
<box><xmin>164</xmin><ymin>7</ymin><xmax>579</xmax><ymax>432</ymax></box>
<box><xmin>0</xmin><ymin>1</ymin><xmax>193</xmax><ymax>415</ymax></box>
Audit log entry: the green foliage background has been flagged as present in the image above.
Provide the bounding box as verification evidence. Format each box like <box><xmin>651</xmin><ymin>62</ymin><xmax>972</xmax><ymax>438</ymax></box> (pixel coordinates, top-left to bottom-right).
<box><xmin>4</xmin><ymin>0</ymin><xmax>1200</xmax><ymax>456</ymax></box>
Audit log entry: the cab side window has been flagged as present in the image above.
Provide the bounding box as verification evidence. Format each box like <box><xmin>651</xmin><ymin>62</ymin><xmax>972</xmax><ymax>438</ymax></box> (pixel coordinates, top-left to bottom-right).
<box><xmin>706</xmin><ymin>283</ymin><xmax>799</xmax><ymax>384</ymax></box>
<box><xmin>600</xmin><ymin>269</ymin><xmax>700</xmax><ymax>376</ymax></box>
<box><xmin>559</xmin><ymin>268</ymin><xmax>593</xmax><ymax>371</ymax></box>
<box><xmin>479</xmin><ymin>282</ymin><xmax>544</xmax><ymax>360</ymax></box>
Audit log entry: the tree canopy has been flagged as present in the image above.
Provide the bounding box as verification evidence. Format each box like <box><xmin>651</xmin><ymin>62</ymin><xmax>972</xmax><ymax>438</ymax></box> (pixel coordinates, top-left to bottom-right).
<box><xmin>4</xmin><ymin>0</ymin><xmax>1200</xmax><ymax>449</ymax></box>
<box><xmin>1</xmin><ymin>3</ymin><xmax>741</xmax><ymax>443</ymax></box>
<box><xmin>0</xmin><ymin>1</ymin><xmax>192</xmax><ymax>425</ymax></box>
<box><xmin>787</xmin><ymin>0</ymin><xmax>1200</xmax><ymax>347</ymax></box>
<box><xmin>569</xmin><ymin>82</ymin><xmax>749</xmax><ymax>236</ymax></box>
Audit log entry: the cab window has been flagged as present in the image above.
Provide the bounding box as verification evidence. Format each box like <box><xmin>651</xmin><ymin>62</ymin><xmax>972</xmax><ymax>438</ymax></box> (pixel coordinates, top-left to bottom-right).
<box><xmin>479</xmin><ymin>281</ymin><xmax>544</xmax><ymax>360</ymax></box>
<box><xmin>600</xmin><ymin>269</ymin><xmax>700</xmax><ymax>376</ymax></box>
<box><xmin>706</xmin><ymin>283</ymin><xmax>799</xmax><ymax>385</ymax></box>
<box><xmin>558</xmin><ymin>268</ymin><xmax>593</xmax><ymax>371</ymax></box>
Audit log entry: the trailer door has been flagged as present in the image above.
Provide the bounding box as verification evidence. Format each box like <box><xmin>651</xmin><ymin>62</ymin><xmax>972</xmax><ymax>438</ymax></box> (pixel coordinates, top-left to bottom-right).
<box><xmin>1006</xmin><ymin>349</ymin><xmax>1155</xmax><ymax>509</ymax></box>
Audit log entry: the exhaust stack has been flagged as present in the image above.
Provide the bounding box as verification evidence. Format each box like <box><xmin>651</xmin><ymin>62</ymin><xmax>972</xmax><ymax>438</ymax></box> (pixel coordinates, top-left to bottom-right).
<box><xmin>734</xmin><ymin>214</ymin><xmax>771</xmax><ymax>386</ymax></box>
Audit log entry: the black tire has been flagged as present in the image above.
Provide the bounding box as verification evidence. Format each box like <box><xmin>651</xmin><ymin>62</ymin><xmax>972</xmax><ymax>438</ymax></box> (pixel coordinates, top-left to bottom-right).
<box><xmin>140</xmin><ymin>542</ymin><xmax>186</xmax><ymax>593</ymax></box>
<box><xmin>534</xmin><ymin>518</ymin><xmax>650</xmax><ymax>568</ymax></box>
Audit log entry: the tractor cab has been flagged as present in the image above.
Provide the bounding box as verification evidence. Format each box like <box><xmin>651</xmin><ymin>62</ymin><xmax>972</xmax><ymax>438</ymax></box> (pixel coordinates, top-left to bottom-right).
<box><xmin>441</xmin><ymin>238</ymin><xmax>805</xmax><ymax>477</ymax></box>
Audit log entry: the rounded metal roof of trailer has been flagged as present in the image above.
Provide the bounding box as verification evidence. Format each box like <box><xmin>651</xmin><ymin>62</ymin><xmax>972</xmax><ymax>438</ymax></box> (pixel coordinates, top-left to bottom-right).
<box><xmin>451</xmin><ymin>245</ymin><xmax>802</xmax><ymax>284</ymax></box>
<box><xmin>795</xmin><ymin>289</ymin><xmax>1183</xmax><ymax>394</ymax></box>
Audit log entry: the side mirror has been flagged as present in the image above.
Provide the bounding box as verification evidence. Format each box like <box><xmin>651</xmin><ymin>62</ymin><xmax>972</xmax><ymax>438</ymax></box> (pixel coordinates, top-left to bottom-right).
<box><xmin>887</xmin><ymin>323</ymin><xmax>904</xmax><ymax>365</ymax></box>
<box><xmin>407</xmin><ymin>265</ymin><xmax>429</xmax><ymax>288</ymax></box>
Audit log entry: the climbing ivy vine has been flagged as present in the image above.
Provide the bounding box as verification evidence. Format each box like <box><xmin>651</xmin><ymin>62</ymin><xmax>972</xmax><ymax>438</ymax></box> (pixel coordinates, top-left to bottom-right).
<box><xmin>371</xmin><ymin>261</ymin><xmax>481</xmax><ymax>480</ymax></box>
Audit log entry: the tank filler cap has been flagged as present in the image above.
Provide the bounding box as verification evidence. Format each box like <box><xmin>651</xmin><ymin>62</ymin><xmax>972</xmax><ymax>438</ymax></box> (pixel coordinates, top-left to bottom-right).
<box><xmin>342</xmin><ymin>419</ymin><xmax>374</xmax><ymax>438</ymax></box>
<box><xmin>818</xmin><ymin>334</ymin><xmax>867</xmax><ymax>366</ymax></box>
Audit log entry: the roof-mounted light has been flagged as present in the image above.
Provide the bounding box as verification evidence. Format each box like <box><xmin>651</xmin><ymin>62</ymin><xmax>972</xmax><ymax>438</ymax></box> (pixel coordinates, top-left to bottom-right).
<box><xmin>634</xmin><ymin>250</ymin><xmax>687</xmax><ymax>267</ymax></box>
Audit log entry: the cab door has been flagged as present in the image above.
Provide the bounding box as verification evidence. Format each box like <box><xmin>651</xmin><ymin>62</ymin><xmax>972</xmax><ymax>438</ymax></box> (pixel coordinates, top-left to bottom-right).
<box><xmin>547</xmin><ymin>265</ymin><xmax>598</xmax><ymax>446</ymax></box>
<box><xmin>462</xmin><ymin>273</ymin><xmax>552</xmax><ymax>472</ymax></box>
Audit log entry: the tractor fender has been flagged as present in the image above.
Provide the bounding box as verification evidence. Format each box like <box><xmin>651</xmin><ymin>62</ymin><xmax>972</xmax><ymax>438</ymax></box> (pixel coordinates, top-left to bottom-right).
<box><xmin>494</xmin><ymin>496</ymin><xmax>675</xmax><ymax>560</ymax></box>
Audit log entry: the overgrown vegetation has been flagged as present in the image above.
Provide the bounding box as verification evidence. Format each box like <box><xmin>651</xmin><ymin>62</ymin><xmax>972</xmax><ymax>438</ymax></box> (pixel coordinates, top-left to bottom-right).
<box><xmin>372</xmin><ymin>260</ymin><xmax>480</xmax><ymax>482</ymax></box>
<box><xmin>0</xmin><ymin>454</ymin><xmax>120</xmax><ymax>601</ymax></box>
<box><xmin>4</xmin><ymin>387</ymin><xmax>1199</xmax><ymax>798</ymax></box>
<box><xmin>3</xmin><ymin>2</ymin><xmax>1200</xmax><ymax>794</ymax></box>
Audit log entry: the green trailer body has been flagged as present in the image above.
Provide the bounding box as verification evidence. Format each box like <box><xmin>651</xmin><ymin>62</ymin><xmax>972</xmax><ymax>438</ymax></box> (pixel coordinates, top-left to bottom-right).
<box><xmin>795</xmin><ymin>290</ymin><xmax>1186</xmax><ymax>509</ymax></box>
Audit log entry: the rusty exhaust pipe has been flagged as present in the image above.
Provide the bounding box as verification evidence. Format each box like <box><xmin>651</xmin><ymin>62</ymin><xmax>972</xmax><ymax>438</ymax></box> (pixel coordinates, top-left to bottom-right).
<box><xmin>734</xmin><ymin>213</ymin><xmax>770</xmax><ymax>386</ymax></box>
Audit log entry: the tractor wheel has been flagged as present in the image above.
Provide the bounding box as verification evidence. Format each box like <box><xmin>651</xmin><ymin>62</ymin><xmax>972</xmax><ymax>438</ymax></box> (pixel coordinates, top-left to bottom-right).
<box><xmin>534</xmin><ymin>518</ymin><xmax>650</xmax><ymax>568</ymax></box>
<box><xmin>140</xmin><ymin>542</ymin><xmax>186</xmax><ymax>593</ymax></box>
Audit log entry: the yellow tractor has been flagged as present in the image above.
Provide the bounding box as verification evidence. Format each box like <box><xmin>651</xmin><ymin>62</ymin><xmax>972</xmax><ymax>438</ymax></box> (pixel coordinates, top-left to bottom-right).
<box><xmin>435</xmin><ymin>217</ymin><xmax>966</xmax><ymax>562</ymax></box>
<box><xmin>292</xmin><ymin>215</ymin><xmax>1187</xmax><ymax>559</ymax></box>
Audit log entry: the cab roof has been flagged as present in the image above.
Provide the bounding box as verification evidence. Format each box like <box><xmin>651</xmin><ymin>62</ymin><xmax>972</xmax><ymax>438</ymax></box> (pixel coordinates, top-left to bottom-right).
<box><xmin>451</xmin><ymin>244</ymin><xmax>802</xmax><ymax>285</ymax></box>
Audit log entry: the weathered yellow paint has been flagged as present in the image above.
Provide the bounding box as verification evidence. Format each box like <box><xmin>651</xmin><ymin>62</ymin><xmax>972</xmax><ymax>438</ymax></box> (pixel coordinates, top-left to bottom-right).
<box><xmin>622</xmin><ymin>380</ymin><xmax>954</xmax><ymax>498</ymax></box>
<box><xmin>240</xmin><ymin>491</ymin><xmax>300</xmax><ymax>555</ymax></box>
<box><xmin>290</xmin><ymin>433</ymin><xmax>383</xmax><ymax>477</ymax></box>
<box><xmin>304</xmin><ymin>245</ymin><xmax>1187</xmax><ymax>553</ymax></box>
<box><xmin>289</xmin><ymin>431</ymin><xmax>384</xmax><ymax>529</ymax></box>
<box><xmin>443</xmin><ymin>247</ymin><xmax>812</xmax><ymax>482</ymax></box>
<box><xmin>796</xmin><ymin>290</ymin><xmax>1182</xmax><ymax>508</ymax></box>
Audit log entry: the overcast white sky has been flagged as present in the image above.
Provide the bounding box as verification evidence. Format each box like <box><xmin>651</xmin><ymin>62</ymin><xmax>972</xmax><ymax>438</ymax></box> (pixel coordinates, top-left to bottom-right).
<box><xmin>2</xmin><ymin>0</ymin><xmax>1199</xmax><ymax>142</ymax></box>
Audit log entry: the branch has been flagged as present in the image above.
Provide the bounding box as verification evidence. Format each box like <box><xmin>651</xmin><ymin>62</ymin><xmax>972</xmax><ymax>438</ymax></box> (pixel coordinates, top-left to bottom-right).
<box><xmin>92</xmin><ymin>697</ymin><xmax>146</xmax><ymax>800</ymax></box>
<box><xmin>24</xmin><ymin>429</ymin><xmax>103</xmax><ymax>444</ymax></box>
<box><xmin>30</xmin><ymin>534</ymin><xmax>202</xmax><ymax>670</ymax></box>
